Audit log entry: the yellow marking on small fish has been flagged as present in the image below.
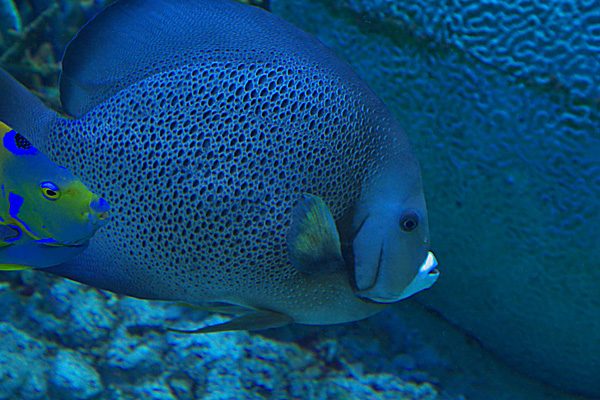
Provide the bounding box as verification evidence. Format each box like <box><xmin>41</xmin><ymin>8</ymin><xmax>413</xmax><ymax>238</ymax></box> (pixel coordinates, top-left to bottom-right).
<box><xmin>0</xmin><ymin>263</ymin><xmax>33</xmax><ymax>271</ymax></box>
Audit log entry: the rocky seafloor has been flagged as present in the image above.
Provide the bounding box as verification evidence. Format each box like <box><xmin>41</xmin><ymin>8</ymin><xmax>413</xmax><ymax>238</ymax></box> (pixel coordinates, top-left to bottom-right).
<box><xmin>0</xmin><ymin>269</ymin><xmax>586</xmax><ymax>400</ymax></box>
<box><xmin>1</xmin><ymin>270</ymin><xmax>441</xmax><ymax>400</ymax></box>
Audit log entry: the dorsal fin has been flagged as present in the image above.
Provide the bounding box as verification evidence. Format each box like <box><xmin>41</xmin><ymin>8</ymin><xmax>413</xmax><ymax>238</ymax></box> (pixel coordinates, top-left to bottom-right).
<box><xmin>59</xmin><ymin>0</ymin><xmax>353</xmax><ymax>118</ymax></box>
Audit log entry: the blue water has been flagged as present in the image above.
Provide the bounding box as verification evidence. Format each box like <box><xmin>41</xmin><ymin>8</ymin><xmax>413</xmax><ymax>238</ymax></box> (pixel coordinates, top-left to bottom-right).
<box><xmin>1</xmin><ymin>0</ymin><xmax>598</xmax><ymax>399</ymax></box>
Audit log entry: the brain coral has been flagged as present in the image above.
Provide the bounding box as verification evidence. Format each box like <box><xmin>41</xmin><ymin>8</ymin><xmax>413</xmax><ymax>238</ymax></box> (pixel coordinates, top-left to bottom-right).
<box><xmin>273</xmin><ymin>0</ymin><xmax>600</xmax><ymax>397</ymax></box>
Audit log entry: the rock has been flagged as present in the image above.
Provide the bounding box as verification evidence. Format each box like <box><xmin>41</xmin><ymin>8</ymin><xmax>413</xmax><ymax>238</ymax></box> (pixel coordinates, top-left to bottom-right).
<box><xmin>50</xmin><ymin>349</ymin><xmax>103</xmax><ymax>400</ymax></box>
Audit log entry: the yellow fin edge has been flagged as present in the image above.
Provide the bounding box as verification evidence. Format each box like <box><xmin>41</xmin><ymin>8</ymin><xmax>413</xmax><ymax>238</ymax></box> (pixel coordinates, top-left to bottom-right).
<box><xmin>0</xmin><ymin>264</ymin><xmax>33</xmax><ymax>271</ymax></box>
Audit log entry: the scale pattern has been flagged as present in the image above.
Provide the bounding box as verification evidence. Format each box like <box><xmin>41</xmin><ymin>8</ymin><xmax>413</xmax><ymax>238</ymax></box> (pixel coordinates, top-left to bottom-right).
<box><xmin>47</xmin><ymin>51</ymin><xmax>395</xmax><ymax>302</ymax></box>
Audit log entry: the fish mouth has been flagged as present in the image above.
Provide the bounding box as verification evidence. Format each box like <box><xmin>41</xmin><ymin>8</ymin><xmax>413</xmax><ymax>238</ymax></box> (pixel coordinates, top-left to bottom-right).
<box><xmin>34</xmin><ymin>197</ymin><xmax>110</xmax><ymax>246</ymax></box>
<box><xmin>359</xmin><ymin>252</ymin><xmax>439</xmax><ymax>303</ymax></box>
<box><xmin>419</xmin><ymin>252</ymin><xmax>439</xmax><ymax>276</ymax></box>
<box><xmin>395</xmin><ymin>251</ymin><xmax>439</xmax><ymax>301</ymax></box>
<box><xmin>87</xmin><ymin>196</ymin><xmax>111</xmax><ymax>226</ymax></box>
<box><xmin>87</xmin><ymin>210</ymin><xmax>110</xmax><ymax>226</ymax></box>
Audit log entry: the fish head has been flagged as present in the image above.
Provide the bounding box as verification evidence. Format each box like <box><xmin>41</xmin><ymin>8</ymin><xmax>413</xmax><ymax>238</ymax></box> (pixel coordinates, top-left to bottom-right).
<box><xmin>353</xmin><ymin>172</ymin><xmax>438</xmax><ymax>303</ymax></box>
<box><xmin>26</xmin><ymin>177</ymin><xmax>111</xmax><ymax>245</ymax></box>
<box><xmin>0</xmin><ymin>122</ymin><xmax>110</xmax><ymax>247</ymax></box>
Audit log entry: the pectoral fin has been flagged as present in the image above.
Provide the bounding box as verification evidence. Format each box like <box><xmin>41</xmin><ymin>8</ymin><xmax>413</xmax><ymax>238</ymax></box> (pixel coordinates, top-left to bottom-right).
<box><xmin>167</xmin><ymin>309</ymin><xmax>293</xmax><ymax>334</ymax></box>
<box><xmin>286</xmin><ymin>193</ymin><xmax>345</xmax><ymax>275</ymax></box>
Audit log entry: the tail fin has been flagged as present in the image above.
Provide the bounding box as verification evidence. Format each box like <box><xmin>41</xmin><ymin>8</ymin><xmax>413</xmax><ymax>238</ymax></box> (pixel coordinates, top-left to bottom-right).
<box><xmin>0</xmin><ymin>69</ymin><xmax>55</xmax><ymax>145</ymax></box>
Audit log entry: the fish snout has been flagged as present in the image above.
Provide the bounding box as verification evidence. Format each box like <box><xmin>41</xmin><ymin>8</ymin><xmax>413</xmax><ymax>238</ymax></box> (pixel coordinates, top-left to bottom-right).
<box><xmin>394</xmin><ymin>251</ymin><xmax>439</xmax><ymax>301</ymax></box>
<box><xmin>357</xmin><ymin>251</ymin><xmax>439</xmax><ymax>303</ymax></box>
<box><xmin>87</xmin><ymin>196</ymin><xmax>111</xmax><ymax>226</ymax></box>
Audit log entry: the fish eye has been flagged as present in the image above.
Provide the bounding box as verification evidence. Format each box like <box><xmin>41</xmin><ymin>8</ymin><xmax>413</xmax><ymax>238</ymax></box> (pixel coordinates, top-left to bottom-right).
<box><xmin>399</xmin><ymin>211</ymin><xmax>419</xmax><ymax>232</ymax></box>
<box><xmin>40</xmin><ymin>181</ymin><xmax>61</xmax><ymax>201</ymax></box>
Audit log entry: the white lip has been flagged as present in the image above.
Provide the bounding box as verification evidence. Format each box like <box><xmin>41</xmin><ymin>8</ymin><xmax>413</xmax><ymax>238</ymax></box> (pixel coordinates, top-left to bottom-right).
<box><xmin>397</xmin><ymin>251</ymin><xmax>439</xmax><ymax>301</ymax></box>
<box><xmin>363</xmin><ymin>251</ymin><xmax>439</xmax><ymax>303</ymax></box>
<box><xmin>421</xmin><ymin>252</ymin><xmax>438</xmax><ymax>275</ymax></box>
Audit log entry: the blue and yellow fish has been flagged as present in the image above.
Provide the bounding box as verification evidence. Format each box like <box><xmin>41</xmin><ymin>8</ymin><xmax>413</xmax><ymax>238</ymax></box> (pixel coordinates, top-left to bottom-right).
<box><xmin>0</xmin><ymin>121</ymin><xmax>110</xmax><ymax>270</ymax></box>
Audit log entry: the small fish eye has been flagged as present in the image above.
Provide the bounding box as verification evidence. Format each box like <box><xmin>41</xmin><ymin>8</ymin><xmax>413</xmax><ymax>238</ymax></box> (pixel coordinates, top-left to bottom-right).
<box><xmin>40</xmin><ymin>181</ymin><xmax>61</xmax><ymax>201</ymax></box>
<box><xmin>399</xmin><ymin>211</ymin><xmax>419</xmax><ymax>232</ymax></box>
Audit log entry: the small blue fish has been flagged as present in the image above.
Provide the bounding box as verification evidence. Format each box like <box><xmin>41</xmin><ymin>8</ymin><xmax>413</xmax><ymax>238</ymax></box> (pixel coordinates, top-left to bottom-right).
<box><xmin>0</xmin><ymin>121</ymin><xmax>110</xmax><ymax>270</ymax></box>
<box><xmin>0</xmin><ymin>0</ymin><xmax>437</xmax><ymax>333</ymax></box>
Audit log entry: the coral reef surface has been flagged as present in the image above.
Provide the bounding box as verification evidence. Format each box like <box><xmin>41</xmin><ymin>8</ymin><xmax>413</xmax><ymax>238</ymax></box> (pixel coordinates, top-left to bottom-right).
<box><xmin>271</xmin><ymin>0</ymin><xmax>600</xmax><ymax>397</ymax></box>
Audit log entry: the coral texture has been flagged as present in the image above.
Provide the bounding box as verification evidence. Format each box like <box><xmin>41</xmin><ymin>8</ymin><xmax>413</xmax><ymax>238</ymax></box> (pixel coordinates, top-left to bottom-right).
<box><xmin>272</xmin><ymin>0</ymin><xmax>600</xmax><ymax>397</ymax></box>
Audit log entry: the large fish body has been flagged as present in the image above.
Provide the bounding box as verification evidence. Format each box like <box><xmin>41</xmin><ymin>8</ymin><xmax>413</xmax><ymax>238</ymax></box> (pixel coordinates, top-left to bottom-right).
<box><xmin>0</xmin><ymin>0</ymin><xmax>436</xmax><ymax>330</ymax></box>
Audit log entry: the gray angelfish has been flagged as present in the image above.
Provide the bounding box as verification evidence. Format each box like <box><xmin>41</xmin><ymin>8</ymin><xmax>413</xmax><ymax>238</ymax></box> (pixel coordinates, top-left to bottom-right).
<box><xmin>0</xmin><ymin>0</ymin><xmax>438</xmax><ymax>333</ymax></box>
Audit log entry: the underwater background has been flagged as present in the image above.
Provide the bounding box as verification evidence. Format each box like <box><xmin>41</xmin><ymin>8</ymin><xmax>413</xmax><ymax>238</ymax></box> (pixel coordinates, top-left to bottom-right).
<box><xmin>1</xmin><ymin>0</ymin><xmax>598</xmax><ymax>399</ymax></box>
